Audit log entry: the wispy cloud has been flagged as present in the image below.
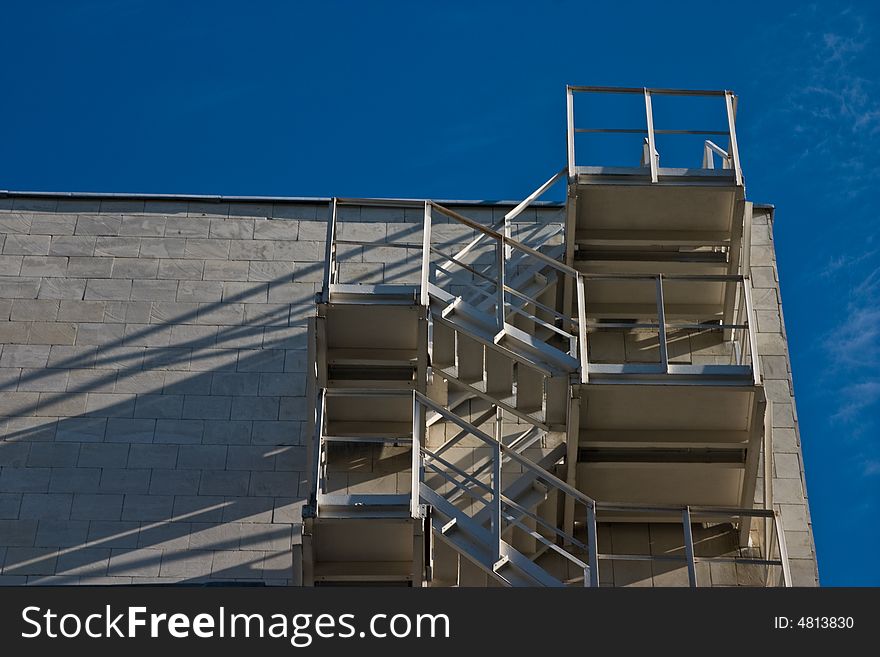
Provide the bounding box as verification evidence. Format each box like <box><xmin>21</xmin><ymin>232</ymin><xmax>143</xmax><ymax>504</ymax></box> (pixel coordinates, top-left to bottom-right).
<box><xmin>757</xmin><ymin>7</ymin><xmax>880</xmax><ymax>477</ymax></box>
<box><xmin>820</xmin><ymin>249</ymin><xmax>877</xmax><ymax>278</ymax></box>
<box><xmin>833</xmin><ymin>381</ymin><xmax>880</xmax><ymax>422</ymax></box>
<box><xmin>756</xmin><ymin>7</ymin><xmax>880</xmax><ymax>198</ymax></box>
<box><xmin>864</xmin><ymin>460</ymin><xmax>880</xmax><ymax>477</ymax></box>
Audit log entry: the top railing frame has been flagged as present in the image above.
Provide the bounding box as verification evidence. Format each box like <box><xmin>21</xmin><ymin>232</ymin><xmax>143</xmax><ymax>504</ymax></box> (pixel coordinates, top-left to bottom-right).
<box><xmin>566</xmin><ymin>85</ymin><xmax>743</xmax><ymax>186</ymax></box>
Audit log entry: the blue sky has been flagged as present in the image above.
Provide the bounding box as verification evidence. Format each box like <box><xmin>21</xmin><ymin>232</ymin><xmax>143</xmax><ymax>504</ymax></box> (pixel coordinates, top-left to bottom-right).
<box><xmin>1</xmin><ymin>1</ymin><xmax>878</xmax><ymax>585</ymax></box>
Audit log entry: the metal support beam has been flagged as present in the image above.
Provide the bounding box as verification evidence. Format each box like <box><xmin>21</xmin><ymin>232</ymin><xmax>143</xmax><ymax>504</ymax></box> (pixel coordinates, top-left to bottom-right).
<box><xmin>576</xmin><ymin>274</ymin><xmax>588</xmax><ymax>383</ymax></box>
<box><xmin>723</xmin><ymin>200</ymin><xmax>747</xmax><ymax>341</ymax></box>
<box><xmin>421</xmin><ymin>202</ymin><xmax>432</xmax><ymax>307</ymax></box>
<box><xmin>563</xmin><ymin>391</ymin><xmax>581</xmax><ymax>539</ymax></box>
<box><xmin>682</xmin><ymin>507</ymin><xmax>698</xmax><ymax>587</ymax></box>
<box><xmin>742</xmin><ymin>200</ymin><xmax>753</xmax><ymax>274</ymax></box>
<box><xmin>496</xmin><ymin>238</ymin><xmax>506</xmax><ymax>330</ymax></box>
<box><xmin>655</xmin><ymin>275</ymin><xmax>669</xmax><ymax>373</ymax></box>
<box><xmin>305</xmin><ymin>317</ymin><xmax>319</xmax><ymax>509</ymax></box>
<box><xmin>775</xmin><ymin>512</ymin><xmax>793</xmax><ymax>587</ymax></box>
<box><xmin>743</xmin><ymin>280</ymin><xmax>762</xmax><ymax>385</ymax></box>
<box><xmin>764</xmin><ymin>399</ymin><xmax>774</xmax><ymax>555</ymax></box>
<box><xmin>724</xmin><ymin>91</ymin><xmax>744</xmax><ymax>186</ymax></box>
<box><xmin>586</xmin><ymin>502</ymin><xmax>599</xmax><ymax>587</ymax></box>
<box><xmin>566</xmin><ymin>86</ymin><xmax>576</xmax><ymax>178</ymax></box>
<box><xmin>492</xmin><ymin>432</ymin><xmax>503</xmax><ymax>561</ymax></box>
<box><xmin>321</xmin><ymin>198</ymin><xmax>338</xmax><ymax>303</ymax></box>
<box><xmin>644</xmin><ymin>89</ymin><xmax>658</xmax><ymax>183</ymax></box>
<box><xmin>412</xmin><ymin>394</ymin><xmax>423</xmax><ymax>519</ymax></box>
<box><xmin>740</xmin><ymin>394</ymin><xmax>766</xmax><ymax>546</ymax></box>
<box><xmin>561</xmin><ymin>188</ymin><xmax>578</xmax><ymax>336</ymax></box>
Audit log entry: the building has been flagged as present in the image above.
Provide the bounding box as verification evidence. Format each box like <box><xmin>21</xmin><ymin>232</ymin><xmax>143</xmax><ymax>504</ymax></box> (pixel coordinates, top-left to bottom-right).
<box><xmin>0</xmin><ymin>86</ymin><xmax>817</xmax><ymax>586</ymax></box>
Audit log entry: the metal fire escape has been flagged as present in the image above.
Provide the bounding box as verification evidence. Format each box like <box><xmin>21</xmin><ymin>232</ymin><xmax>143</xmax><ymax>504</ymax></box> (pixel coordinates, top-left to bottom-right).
<box><xmin>300</xmin><ymin>86</ymin><xmax>791</xmax><ymax>587</ymax></box>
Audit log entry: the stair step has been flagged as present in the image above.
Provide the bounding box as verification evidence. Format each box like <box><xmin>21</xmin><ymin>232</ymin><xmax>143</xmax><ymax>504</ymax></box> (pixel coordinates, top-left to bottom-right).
<box><xmin>426</xmin><ymin>389</ymin><xmax>474</xmax><ymax>428</ymax></box>
<box><xmin>496</xmin><ymin>323</ymin><xmax>580</xmax><ymax>373</ymax></box>
<box><xmin>456</xmin><ymin>331</ymin><xmax>484</xmax><ymax>384</ymax></box>
<box><xmin>500</xmin><ymin>485</ymin><xmax>550</xmax><ymax>539</ymax></box>
<box><xmin>431</xmin><ymin>320</ymin><xmax>456</xmax><ymax>368</ymax></box>
<box><xmin>441</xmin><ymin>371</ymin><xmax>549</xmax><ymax>431</ymax></box>
<box><xmin>545</xmin><ymin>375</ymin><xmax>569</xmax><ymax>425</ymax></box>
<box><xmin>470</xmin><ymin>444</ymin><xmax>566</xmax><ymax>527</ymax></box>
<box><xmin>485</xmin><ymin>347</ymin><xmax>514</xmax><ymax>397</ymax></box>
<box><xmin>420</xmin><ymin>485</ymin><xmax>564</xmax><ymax>587</ymax></box>
<box><xmin>516</xmin><ymin>364</ymin><xmax>545</xmax><ymax>413</ymax></box>
<box><xmin>444</xmin><ymin>426</ymin><xmax>546</xmax><ymax>505</ymax></box>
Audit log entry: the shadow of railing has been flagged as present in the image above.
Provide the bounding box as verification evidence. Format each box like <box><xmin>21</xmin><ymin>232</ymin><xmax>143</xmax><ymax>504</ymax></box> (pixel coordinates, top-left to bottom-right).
<box><xmin>0</xmin><ymin>203</ymin><xmax>567</xmax><ymax>583</ymax></box>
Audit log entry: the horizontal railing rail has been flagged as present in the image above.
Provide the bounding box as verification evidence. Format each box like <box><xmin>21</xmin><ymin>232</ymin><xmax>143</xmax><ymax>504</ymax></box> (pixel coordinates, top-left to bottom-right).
<box><xmin>577</xmin><ymin>272</ymin><xmax>760</xmax><ymax>383</ymax></box>
<box><xmin>566</xmin><ymin>86</ymin><xmax>742</xmax><ymax>185</ymax></box>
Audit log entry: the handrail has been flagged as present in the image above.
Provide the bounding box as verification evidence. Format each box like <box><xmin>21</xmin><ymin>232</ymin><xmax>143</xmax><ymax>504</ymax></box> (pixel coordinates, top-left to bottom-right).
<box><xmin>415</xmin><ymin>391</ymin><xmax>597</xmax><ymax>510</ymax></box>
<box><xmin>567</xmin><ymin>86</ymin><xmax>742</xmax><ymax>185</ymax></box>
<box><xmin>425</xmin><ymin>198</ymin><xmax>588</xmax><ymax>370</ymax></box>
<box><xmin>568</xmin><ymin>85</ymin><xmax>730</xmax><ymax>97</ymax></box>
<box><xmin>579</xmin><ymin>272</ymin><xmax>759</xmax><ymax>373</ymax></box>
<box><xmin>431</xmin><ymin>201</ymin><xmax>581</xmax><ymax>279</ymax></box>
<box><xmin>320</xmin><ymin>198</ymin><xmax>338</xmax><ymax>303</ymax></box>
<box><xmin>503</xmin><ymin>167</ymin><xmax>567</xmax><ymax>257</ymax></box>
<box><xmin>446</xmin><ymin>168</ymin><xmax>567</xmax><ymax>265</ymax></box>
<box><xmin>703</xmin><ymin>140</ymin><xmax>730</xmax><ymax>170</ymax></box>
<box><xmin>580</xmin><ymin>272</ymin><xmax>744</xmax><ymax>282</ymax></box>
<box><xmin>504</xmin><ymin>168</ymin><xmax>568</xmax><ymax>224</ymax></box>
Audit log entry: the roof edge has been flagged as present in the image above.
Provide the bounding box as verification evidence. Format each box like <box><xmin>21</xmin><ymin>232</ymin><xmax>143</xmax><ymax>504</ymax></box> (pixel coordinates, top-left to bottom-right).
<box><xmin>0</xmin><ymin>189</ymin><xmax>565</xmax><ymax>208</ymax></box>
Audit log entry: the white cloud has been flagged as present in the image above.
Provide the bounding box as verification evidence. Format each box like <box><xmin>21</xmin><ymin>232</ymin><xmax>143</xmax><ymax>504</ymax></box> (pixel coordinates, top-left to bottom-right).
<box><xmin>832</xmin><ymin>380</ymin><xmax>880</xmax><ymax>421</ymax></box>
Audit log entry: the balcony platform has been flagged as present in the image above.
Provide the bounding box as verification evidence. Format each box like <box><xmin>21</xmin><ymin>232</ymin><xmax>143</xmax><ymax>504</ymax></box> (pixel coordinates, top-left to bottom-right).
<box><xmin>303</xmin><ymin>515</ymin><xmax>425</xmax><ymax>586</ymax></box>
<box><xmin>570</xmin><ymin>170</ymin><xmax>745</xmax><ymax>278</ymax></box>
<box><xmin>573</xmin><ymin>382</ymin><xmax>765</xmax><ymax>511</ymax></box>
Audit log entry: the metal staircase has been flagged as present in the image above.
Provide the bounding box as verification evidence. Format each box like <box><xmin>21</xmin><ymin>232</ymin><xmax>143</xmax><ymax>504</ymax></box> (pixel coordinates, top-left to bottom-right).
<box><xmin>300</xmin><ymin>86</ymin><xmax>793</xmax><ymax>587</ymax></box>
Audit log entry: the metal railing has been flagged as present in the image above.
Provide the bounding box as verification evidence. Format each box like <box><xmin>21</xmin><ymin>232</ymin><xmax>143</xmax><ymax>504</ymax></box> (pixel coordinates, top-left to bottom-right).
<box><xmin>579</xmin><ymin>272</ymin><xmax>761</xmax><ymax>384</ymax></box>
<box><xmin>425</xmin><ymin>201</ymin><xmax>590</xmax><ymax>382</ymax></box>
<box><xmin>414</xmin><ymin>391</ymin><xmax>790</xmax><ymax>587</ymax></box>
<box><xmin>321</xmin><ymin>197</ymin><xmax>761</xmax><ymax>386</ymax></box>
<box><xmin>308</xmin><ymin>387</ymin><xmax>422</xmax><ymax>519</ymax></box>
<box><xmin>306</xmin><ymin>381</ymin><xmax>790</xmax><ymax>587</ymax></box>
<box><xmin>415</xmin><ymin>391</ymin><xmax>599</xmax><ymax>586</ymax></box>
<box><xmin>592</xmin><ymin>502</ymin><xmax>791</xmax><ymax>587</ymax></box>
<box><xmin>566</xmin><ymin>86</ymin><xmax>743</xmax><ymax>185</ymax></box>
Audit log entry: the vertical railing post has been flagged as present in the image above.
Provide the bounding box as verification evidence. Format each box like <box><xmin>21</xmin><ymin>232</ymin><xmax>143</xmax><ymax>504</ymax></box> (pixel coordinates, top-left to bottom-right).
<box><xmin>310</xmin><ymin>389</ymin><xmax>325</xmax><ymax>509</ymax></box>
<box><xmin>724</xmin><ymin>91</ymin><xmax>743</xmax><ymax>186</ymax></box>
<box><xmin>764</xmin><ymin>516</ymin><xmax>775</xmax><ymax>587</ymax></box>
<box><xmin>644</xmin><ymin>89</ymin><xmax>658</xmax><ymax>183</ymax></box>
<box><xmin>774</xmin><ymin>512</ymin><xmax>792</xmax><ymax>587</ymax></box>
<box><xmin>321</xmin><ymin>198</ymin><xmax>338</xmax><ymax>303</ymax></box>
<box><xmin>742</xmin><ymin>201</ymin><xmax>753</xmax><ymax>274</ymax></box>
<box><xmin>492</xmin><ymin>437</ymin><xmax>503</xmax><ymax>561</ymax></box>
<box><xmin>411</xmin><ymin>393</ymin><xmax>422</xmax><ymax>519</ymax></box>
<box><xmin>586</xmin><ymin>501</ymin><xmax>599</xmax><ymax>587</ymax></box>
<box><xmin>421</xmin><ymin>202</ymin><xmax>432</xmax><ymax>307</ymax></box>
<box><xmin>577</xmin><ymin>274</ymin><xmax>589</xmax><ymax>384</ymax></box>
<box><xmin>566</xmin><ymin>86</ymin><xmax>576</xmax><ymax>178</ymax></box>
<box><xmin>764</xmin><ymin>400</ymin><xmax>774</xmax><ymax>556</ymax></box>
<box><xmin>682</xmin><ymin>506</ymin><xmax>698</xmax><ymax>587</ymax></box>
<box><xmin>743</xmin><ymin>280</ymin><xmax>761</xmax><ymax>385</ymax></box>
<box><xmin>655</xmin><ymin>274</ymin><xmax>669</xmax><ymax>373</ymax></box>
<box><xmin>496</xmin><ymin>237</ymin><xmax>505</xmax><ymax>331</ymax></box>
